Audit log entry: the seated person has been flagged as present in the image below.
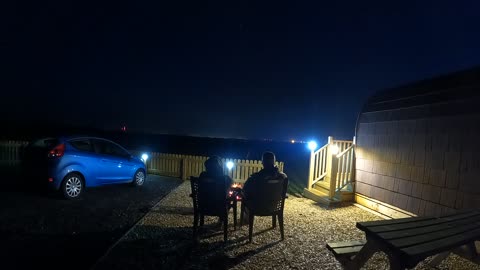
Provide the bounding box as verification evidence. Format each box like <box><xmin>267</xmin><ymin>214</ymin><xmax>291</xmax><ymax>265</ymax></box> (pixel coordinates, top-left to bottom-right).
<box><xmin>199</xmin><ymin>156</ymin><xmax>233</xmax><ymax>196</ymax></box>
<box><xmin>242</xmin><ymin>151</ymin><xmax>287</xmax><ymax>201</ymax></box>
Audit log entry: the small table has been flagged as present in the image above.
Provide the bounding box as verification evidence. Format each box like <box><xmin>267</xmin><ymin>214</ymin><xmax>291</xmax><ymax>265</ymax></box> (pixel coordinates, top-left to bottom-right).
<box><xmin>332</xmin><ymin>210</ymin><xmax>480</xmax><ymax>270</ymax></box>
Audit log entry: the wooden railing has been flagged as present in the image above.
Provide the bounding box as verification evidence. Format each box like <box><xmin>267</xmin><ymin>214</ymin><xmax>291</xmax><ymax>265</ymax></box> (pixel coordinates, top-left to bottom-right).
<box><xmin>310</xmin><ymin>144</ymin><xmax>328</xmax><ymax>186</ymax></box>
<box><xmin>334</xmin><ymin>145</ymin><xmax>355</xmax><ymax>191</ymax></box>
<box><xmin>334</xmin><ymin>140</ymin><xmax>353</xmax><ymax>153</ymax></box>
<box><xmin>308</xmin><ymin>136</ymin><xmax>355</xmax><ymax>200</ymax></box>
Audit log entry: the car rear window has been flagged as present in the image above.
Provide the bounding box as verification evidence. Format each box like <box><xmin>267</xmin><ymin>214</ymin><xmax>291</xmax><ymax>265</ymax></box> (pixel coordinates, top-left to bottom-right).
<box><xmin>29</xmin><ymin>138</ymin><xmax>59</xmax><ymax>149</ymax></box>
<box><xmin>70</xmin><ymin>139</ymin><xmax>94</xmax><ymax>152</ymax></box>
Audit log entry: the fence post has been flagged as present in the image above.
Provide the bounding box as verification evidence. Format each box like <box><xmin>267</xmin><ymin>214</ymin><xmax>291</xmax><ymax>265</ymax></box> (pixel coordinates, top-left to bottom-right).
<box><xmin>308</xmin><ymin>149</ymin><xmax>315</xmax><ymax>190</ymax></box>
<box><xmin>329</xmin><ymin>157</ymin><xmax>338</xmax><ymax>200</ymax></box>
<box><xmin>326</xmin><ymin>136</ymin><xmax>335</xmax><ymax>198</ymax></box>
<box><xmin>325</xmin><ymin>136</ymin><xmax>334</xmax><ymax>177</ymax></box>
<box><xmin>182</xmin><ymin>157</ymin><xmax>187</xmax><ymax>180</ymax></box>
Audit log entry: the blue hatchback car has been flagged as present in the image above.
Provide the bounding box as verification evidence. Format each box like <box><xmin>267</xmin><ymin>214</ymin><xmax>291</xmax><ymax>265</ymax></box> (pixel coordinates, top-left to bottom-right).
<box><xmin>23</xmin><ymin>136</ymin><xmax>147</xmax><ymax>199</ymax></box>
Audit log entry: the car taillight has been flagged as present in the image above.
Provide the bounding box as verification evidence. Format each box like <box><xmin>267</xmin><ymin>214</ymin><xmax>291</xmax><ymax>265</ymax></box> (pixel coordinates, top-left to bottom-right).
<box><xmin>48</xmin><ymin>143</ymin><xmax>65</xmax><ymax>158</ymax></box>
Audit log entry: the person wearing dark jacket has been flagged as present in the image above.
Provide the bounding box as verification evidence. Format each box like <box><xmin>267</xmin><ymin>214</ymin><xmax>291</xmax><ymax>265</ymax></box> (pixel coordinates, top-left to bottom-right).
<box><xmin>199</xmin><ymin>156</ymin><xmax>233</xmax><ymax>196</ymax></box>
<box><xmin>242</xmin><ymin>151</ymin><xmax>287</xmax><ymax>203</ymax></box>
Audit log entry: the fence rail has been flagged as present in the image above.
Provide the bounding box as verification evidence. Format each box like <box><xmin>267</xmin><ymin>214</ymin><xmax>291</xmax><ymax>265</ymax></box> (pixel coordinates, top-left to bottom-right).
<box><xmin>334</xmin><ymin>145</ymin><xmax>355</xmax><ymax>191</ymax></box>
<box><xmin>311</xmin><ymin>144</ymin><xmax>328</xmax><ymax>186</ymax></box>
<box><xmin>334</xmin><ymin>140</ymin><xmax>353</xmax><ymax>153</ymax></box>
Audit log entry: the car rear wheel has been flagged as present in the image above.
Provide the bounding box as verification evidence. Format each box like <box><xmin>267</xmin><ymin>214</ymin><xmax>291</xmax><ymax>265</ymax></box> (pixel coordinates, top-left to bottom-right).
<box><xmin>61</xmin><ymin>173</ymin><xmax>84</xmax><ymax>200</ymax></box>
<box><xmin>132</xmin><ymin>170</ymin><xmax>145</xmax><ymax>187</ymax></box>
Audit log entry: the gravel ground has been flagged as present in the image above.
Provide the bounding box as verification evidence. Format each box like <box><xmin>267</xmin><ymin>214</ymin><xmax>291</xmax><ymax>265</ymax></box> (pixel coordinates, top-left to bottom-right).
<box><xmin>95</xmin><ymin>181</ymin><xmax>480</xmax><ymax>270</ymax></box>
<box><xmin>0</xmin><ymin>173</ymin><xmax>181</xmax><ymax>270</ymax></box>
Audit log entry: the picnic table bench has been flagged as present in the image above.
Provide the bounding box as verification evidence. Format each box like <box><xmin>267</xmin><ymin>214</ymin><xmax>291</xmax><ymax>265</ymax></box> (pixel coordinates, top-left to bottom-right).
<box><xmin>327</xmin><ymin>210</ymin><xmax>480</xmax><ymax>269</ymax></box>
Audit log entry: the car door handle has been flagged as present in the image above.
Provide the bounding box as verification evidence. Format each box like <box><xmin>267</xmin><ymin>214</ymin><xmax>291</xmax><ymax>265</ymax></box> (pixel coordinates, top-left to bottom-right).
<box><xmin>101</xmin><ymin>159</ymin><xmax>107</xmax><ymax>162</ymax></box>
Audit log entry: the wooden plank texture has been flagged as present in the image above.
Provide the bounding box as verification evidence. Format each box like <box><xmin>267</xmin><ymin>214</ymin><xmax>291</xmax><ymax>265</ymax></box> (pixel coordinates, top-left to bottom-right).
<box><xmin>330</xmin><ymin>246</ymin><xmax>365</xmax><ymax>256</ymax></box>
<box><xmin>362</xmin><ymin>211</ymin><xmax>480</xmax><ymax>233</ymax></box>
<box><xmin>326</xmin><ymin>240</ymin><xmax>366</xmax><ymax>257</ymax></box>
<box><xmin>401</xmin><ymin>227</ymin><xmax>480</xmax><ymax>258</ymax></box>
<box><xmin>327</xmin><ymin>240</ymin><xmax>367</xmax><ymax>249</ymax></box>
<box><xmin>378</xmin><ymin>214</ymin><xmax>480</xmax><ymax>240</ymax></box>
<box><xmin>390</xmin><ymin>221</ymin><xmax>480</xmax><ymax>248</ymax></box>
<box><xmin>357</xmin><ymin>216</ymin><xmax>433</xmax><ymax>230</ymax></box>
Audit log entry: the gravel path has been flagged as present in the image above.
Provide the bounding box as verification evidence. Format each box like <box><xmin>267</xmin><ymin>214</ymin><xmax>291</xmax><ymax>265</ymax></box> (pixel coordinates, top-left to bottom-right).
<box><xmin>94</xmin><ymin>181</ymin><xmax>480</xmax><ymax>270</ymax></box>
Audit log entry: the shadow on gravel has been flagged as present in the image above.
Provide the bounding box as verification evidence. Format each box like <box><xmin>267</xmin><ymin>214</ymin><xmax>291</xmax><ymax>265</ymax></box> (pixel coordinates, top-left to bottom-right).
<box><xmin>206</xmin><ymin>240</ymin><xmax>282</xmax><ymax>270</ymax></box>
<box><xmin>94</xmin><ymin>223</ymin><xmax>280</xmax><ymax>270</ymax></box>
<box><xmin>93</xmin><ymin>225</ymin><xmax>193</xmax><ymax>270</ymax></box>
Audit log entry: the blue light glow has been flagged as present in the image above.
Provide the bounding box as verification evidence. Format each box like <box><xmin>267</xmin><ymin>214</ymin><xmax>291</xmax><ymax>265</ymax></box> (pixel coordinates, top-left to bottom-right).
<box><xmin>307</xmin><ymin>141</ymin><xmax>318</xmax><ymax>151</ymax></box>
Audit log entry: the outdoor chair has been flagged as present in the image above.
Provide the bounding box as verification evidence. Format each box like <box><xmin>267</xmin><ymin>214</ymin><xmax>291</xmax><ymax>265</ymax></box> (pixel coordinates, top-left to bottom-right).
<box><xmin>240</xmin><ymin>177</ymin><xmax>288</xmax><ymax>242</ymax></box>
<box><xmin>190</xmin><ymin>176</ymin><xmax>231</xmax><ymax>242</ymax></box>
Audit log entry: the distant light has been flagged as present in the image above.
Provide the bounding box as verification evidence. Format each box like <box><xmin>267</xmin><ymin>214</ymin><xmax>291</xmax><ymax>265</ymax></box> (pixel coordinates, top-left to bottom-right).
<box><xmin>307</xmin><ymin>141</ymin><xmax>318</xmax><ymax>151</ymax></box>
<box><xmin>226</xmin><ymin>161</ymin><xmax>234</xmax><ymax>170</ymax></box>
<box><xmin>331</xmin><ymin>145</ymin><xmax>339</xmax><ymax>155</ymax></box>
<box><xmin>48</xmin><ymin>177</ymin><xmax>53</xmax><ymax>183</ymax></box>
<box><xmin>141</xmin><ymin>153</ymin><xmax>149</xmax><ymax>161</ymax></box>
<box><xmin>291</xmin><ymin>139</ymin><xmax>295</xmax><ymax>144</ymax></box>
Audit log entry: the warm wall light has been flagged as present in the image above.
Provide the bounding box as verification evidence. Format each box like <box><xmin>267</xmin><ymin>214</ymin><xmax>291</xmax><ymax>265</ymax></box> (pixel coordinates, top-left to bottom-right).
<box><xmin>291</xmin><ymin>139</ymin><xmax>295</xmax><ymax>143</ymax></box>
<box><xmin>331</xmin><ymin>145</ymin><xmax>339</xmax><ymax>155</ymax></box>
<box><xmin>226</xmin><ymin>161</ymin><xmax>234</xmax><ymax>170</ymax></box>
<box><xmin>308</xmin><ymin>141</ymin><xmax>318</xmax><ymax>151</ymax></box>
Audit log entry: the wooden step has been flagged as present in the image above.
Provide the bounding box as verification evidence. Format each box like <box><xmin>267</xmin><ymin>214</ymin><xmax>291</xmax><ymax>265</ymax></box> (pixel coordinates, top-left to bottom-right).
<box><xmin>314</xmin><ymin>181</ymin><xmax>355</xmax><ymax>201</ymax></box>
<box><xmin>303</xmin><ymin>188</ymin><xmax>341</xmax><ymax>205</ymax></box>
<box><xmin>308</xmin><ymin>181</ymin><xmax>355</xmax><ymax>203</ymax></box>
<box><xmin>314</xmin><ymin>181</ymin><xmax>331</xmax><ymax>193</ymax></box>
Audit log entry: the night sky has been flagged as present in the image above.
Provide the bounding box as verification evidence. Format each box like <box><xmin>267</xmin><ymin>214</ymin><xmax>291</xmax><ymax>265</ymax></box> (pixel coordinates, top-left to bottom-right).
<box><xmin>2</xmin><ymin>1</ymin><xmax>480</xmax><ymax>141</ymax></box>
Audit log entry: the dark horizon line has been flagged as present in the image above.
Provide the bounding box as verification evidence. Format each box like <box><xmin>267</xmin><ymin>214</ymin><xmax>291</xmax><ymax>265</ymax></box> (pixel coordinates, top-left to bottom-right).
<box><xmin>1</xmin><ymin>120</ymin><xmax>312</xmax><ymax>143</ymax></box>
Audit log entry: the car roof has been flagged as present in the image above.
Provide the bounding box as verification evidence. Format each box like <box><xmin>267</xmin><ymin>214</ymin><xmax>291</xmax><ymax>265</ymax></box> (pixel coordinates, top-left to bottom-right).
<box><xmin>62</xmin><ymin>136</ymin><xmax>113</xmax><ymax>142</ymax></box>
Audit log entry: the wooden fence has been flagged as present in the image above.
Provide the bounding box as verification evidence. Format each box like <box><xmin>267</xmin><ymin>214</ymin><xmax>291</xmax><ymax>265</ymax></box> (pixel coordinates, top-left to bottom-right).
<box><xmin>143</xmin><ymin>152</ymin><xmax>284</xmax><ymax>183</ymax></box>
<box><xmin>0</xmin><ymin>141</ymin><xmax>29</xmax><ymax>166</ymax></box>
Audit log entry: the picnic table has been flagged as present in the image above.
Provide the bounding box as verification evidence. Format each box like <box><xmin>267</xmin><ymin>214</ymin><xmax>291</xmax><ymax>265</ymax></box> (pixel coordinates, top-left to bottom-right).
<box><xmin>327</xmin><ymin>210</ymin><xmax>480</xmax><ymax>270</ymax></box>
